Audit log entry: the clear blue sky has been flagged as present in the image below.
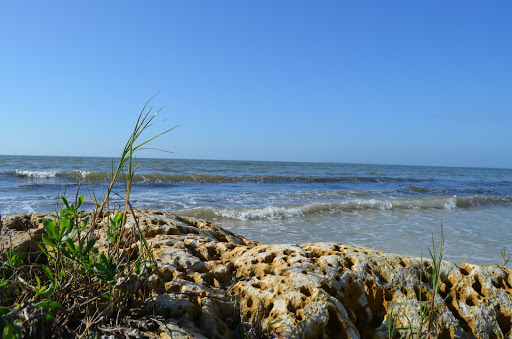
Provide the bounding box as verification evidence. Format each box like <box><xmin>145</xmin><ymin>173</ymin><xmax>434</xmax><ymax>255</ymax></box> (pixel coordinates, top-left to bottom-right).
<box><xmin>1</xmin><ymin>1</ymin><xmax>511</xmax><ymax>168</ymax></box>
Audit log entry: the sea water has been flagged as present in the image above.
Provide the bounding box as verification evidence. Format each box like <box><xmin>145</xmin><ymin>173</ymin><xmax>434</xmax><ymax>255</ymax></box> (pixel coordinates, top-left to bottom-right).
<box><xmin>1</xmin><ymin>155</ymin><xmax>511</xmax><ymax>266</ymax></box>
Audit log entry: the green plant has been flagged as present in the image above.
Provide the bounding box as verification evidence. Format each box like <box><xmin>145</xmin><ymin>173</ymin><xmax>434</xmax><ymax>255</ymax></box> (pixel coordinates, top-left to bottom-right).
<box><xmin>389</xmin><ymin>224</ymin><xmax>461</xmax><ymax>339</ymax></box>
<box><xmin>496</xmin><ymin>248</ymin><xmax>510</xmax><ymax>269</ymax></box>
<box><xmin>417</xmin><ymin>229</ymin><xmax>443</xmax><ymax>338</ymax></box>
<box><xmin>387</xmin><ymin>301</ymin><xmax>415</xmax><ymax>338</ymax></box>
<box><xmin>387</xmin><ymin>302</ymin><xmax>399</xmax><ymax>338</ymax></box>
<box><xmin>89</xmin><ymin>93</ymin><xmax>176</xmax><ymax>234</ymax></box>
<box><xmin>0</xmin><ymin>96</ymin><xmax>173</xmax><ymax>337</ymax></box>
<box><xmin>1</xmin><ymin>250</ymin><xmax>23</xmax><ymax>283</ymax></box>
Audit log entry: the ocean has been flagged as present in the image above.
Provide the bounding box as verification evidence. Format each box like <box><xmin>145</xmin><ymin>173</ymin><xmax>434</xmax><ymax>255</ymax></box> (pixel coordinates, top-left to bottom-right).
<box><xmin>1</xmin><ymin>155</ymin><xmax>511</xmax><ymax>266</ymax></box>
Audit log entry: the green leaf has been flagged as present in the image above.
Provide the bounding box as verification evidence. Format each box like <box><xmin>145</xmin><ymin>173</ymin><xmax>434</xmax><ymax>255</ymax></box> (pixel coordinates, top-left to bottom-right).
<box><xmin>38</xmin><ymin>243</ymin><xmax>50</xmax><ymax>256</ymax></box>
<box><xmin>44</xmin><ymin>312</ymin><xmax>54</xmax><ymax>323</ymax></box>
<box><xmin>33</xmin><ymin>299</ymin><xmax>60</xmax><ymax>309</ymax></box>
<box><xmin>41</xmin><ymin>234</ymin><xmax>57</xmax><ymax>248</ymax></box>
<box><xmin>84</xmin><ymin>239</ymin><xmax>96</xmax><ymax>255</ymax></box>
<box><xmin>61</xmin><ymin>196</ymin><xmax>70</xmax><ymax>209</ymax></box>
<box><xmin>0</xmin><ymin>280</ymin><xmax>8</xmax><ymax>288</ymax></box>
<box><xmin>60</xmin><ymin>218</ymin><xmax>73</xmax><ymax>237</ymax></box>
<box><xmin>7</xmin><ymin>251</ymin><xmax>22</xmax><ymax>267</ymax></box>
<box><xmin>100</xmin><ymin>253</ymin><xmax>109</xmax><ymax>265</ymax></box>
<box><xmin>65</xmin><ymin>238</ymin><xmax>77</xmax><ymax>256</ymax></box>
<box><xmin>134</xmin><ymin>260</ymin><xmax>141</xmax><ymax>275</ymax></box>
<box><xmin>61</xmin><ymin>248</ymin><xmax>72</xmax><ymax>260</ymax></box>
<box><xmin>93</xmin><ymin>262</ymin><xmax>105</xmax><ymax>273</ymax></box>
<box><xmin>3</xmin><ymin>322</ymin><xmax>19</xmax><ymax>339</ymax></box>
<box><xmin>116</xmin><ymin>212</ymin><xmax>123</xmax><ymax>224</ymax></box>
<box><xmin>58</xmin><ymin>270</ymin><xmax>66</xmax><ymax>284</ymax></box>
<box><xmin>81</xmin><ymin>216</ymin><xmax>90</xmax><ymax>231</ymax></box>
<box><xmin>42</xmin><ymin>267</ymin><xmax>55</xmax><ymax>284</ymax></box>
<box><xmin>68</xmin><ymin>226</ymin><xmax>78</xmax><ymax>240</ymax></box>
<box><xmin>43</xmin><ymin>219</ymin><xmax>58</xmax><ymax>239</ymax></box>
<box><xmin>0</xmin><ymin>306</ymin><xmax>10</xmax><ymax>315</ymax></box>
<box><xmin>77</xmin><ymin>195</ymin><xmax>84</xmax><ymax>209</ymax></box>
<box><xmin>38</xmin><ymin>284</ymin><xmax>55</xmax><ymax>296</ymax></box>
<box><xmin>101</xmin><ymin>294</ymin><xmax>112</xmax><ymax>301</ymax></box>
<box><xmin>35</xmin><ymin>275</ymin><xmax>41</xmax><ymax>289</ymax></box>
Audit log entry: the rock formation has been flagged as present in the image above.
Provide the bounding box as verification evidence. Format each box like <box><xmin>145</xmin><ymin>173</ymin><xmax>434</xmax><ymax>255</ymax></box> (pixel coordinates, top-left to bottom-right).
<box><xmin>1</xmin><ymin>210</ymin><xmax>512</xmax><ymax>338</ymax></box>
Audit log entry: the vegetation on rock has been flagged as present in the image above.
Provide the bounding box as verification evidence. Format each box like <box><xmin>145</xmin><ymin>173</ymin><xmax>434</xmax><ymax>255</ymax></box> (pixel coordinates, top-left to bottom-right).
<box><xmin>0</xmin><ymin>96</ymin><xmax>171</xmax><ymax>337</ymax></box>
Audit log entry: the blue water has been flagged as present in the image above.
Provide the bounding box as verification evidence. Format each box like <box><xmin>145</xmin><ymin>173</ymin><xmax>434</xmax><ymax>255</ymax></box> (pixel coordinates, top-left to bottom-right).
<box><xmin>1</xmin><ymin>155</ymin><xmax>511</xmax><ymax>266</ymax></box>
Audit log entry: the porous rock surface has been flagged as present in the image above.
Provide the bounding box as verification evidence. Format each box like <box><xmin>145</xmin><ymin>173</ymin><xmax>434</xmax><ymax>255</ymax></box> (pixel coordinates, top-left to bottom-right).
<box><xmin>1</xmin><ymin>210</ymin><xmax>512</xmax><ymax>338</ymax></box>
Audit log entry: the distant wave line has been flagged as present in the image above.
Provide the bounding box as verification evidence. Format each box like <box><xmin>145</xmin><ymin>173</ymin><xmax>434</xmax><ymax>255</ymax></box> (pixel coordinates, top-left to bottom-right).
<box><xmin>10</xmin><ymin>170</ymin><xmax>429</xmax><ymax>184</ymax></box>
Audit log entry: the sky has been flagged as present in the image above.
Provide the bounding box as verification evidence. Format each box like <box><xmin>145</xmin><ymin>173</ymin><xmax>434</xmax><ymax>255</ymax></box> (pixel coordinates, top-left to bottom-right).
<box><xmin>1</xmin><ymin>1</ymin><xmax>511</xmax><ymax>168</ymax></box>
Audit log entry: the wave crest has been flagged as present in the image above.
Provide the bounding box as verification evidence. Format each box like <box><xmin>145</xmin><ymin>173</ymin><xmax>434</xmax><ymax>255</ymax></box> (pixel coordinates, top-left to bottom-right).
<box><xmin>177</xmin><ymin>195</ymin><xmax>512</xmax><ymax>221</ymax></box>
<box><xmin>178</xmin><ymin>196</ymin><xmax>465</xmax><ymax>220</ymax></box>
<box><xmin>16</xmin><ymin>170</ymin><xmax>58</xmax><ymax>178</ymax></box>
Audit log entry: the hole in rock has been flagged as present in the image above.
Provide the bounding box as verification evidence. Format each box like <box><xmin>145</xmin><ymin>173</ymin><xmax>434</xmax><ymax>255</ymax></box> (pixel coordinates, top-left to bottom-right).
<box><xmin>326</xmin><ymin>306</ymin><xmax>345</xmax><ymax>339</ymax></box>
<box><xmin>492</xmin><ymin>277</ymin><xmax>506</xmax><ymax>289</ymax></box>
<box><xmin>262</xmin><ymin>253</ymin><xmax>276</xmax><ymax>264</ymax></box>
<box><xmin>320</xmin><ymin>282</ymin><xmax>338</xmax><ymax>297</ymax></box>
<box><xmin>300</xmin><ymin>287</ymin><xmax>311</xmax><ymax>297</ymax></box>
<box><xmin>459</xmin><ymin>266</ymin><xmax>471</xmax><ymax>276</ymax></box>
<box><xmin>384</xmin><ymin>289</ymin><xmax>393</xmax><ymax>302</ymax></box>
<box><xmin>496</xmin><ymin>308</ymin><xmax>512</xmax><ymax>337</ymax></box>
<box><xmin>344</xmin><ymin>258</ymin><xmax>355</xmax><ymax>270</ymax></box>
<box><xmin>264</xmin><ymin>302</ymin><xmax>274</xmax><ymax>316</ymax></box>
<box><xmin>472</xmin><ymin>278</ymin><xmax>484</xmax><ymax>297</ymax></box>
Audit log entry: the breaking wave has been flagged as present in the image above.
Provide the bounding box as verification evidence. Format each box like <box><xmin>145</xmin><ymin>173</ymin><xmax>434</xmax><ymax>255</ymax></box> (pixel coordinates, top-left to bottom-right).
<box><xmin>15</xmin><ymin>170</ymin><xmax>59</xmax><ymax>178</ymax></box>
<box><xmin>15</xmin><ymin>170</ymin><xmax>101</xmax><ymax>180</ymax></box>
<box><xmin>177</xmin><ymin>195</ymin><xmax>512</xmax><ymax>220</ymax></box>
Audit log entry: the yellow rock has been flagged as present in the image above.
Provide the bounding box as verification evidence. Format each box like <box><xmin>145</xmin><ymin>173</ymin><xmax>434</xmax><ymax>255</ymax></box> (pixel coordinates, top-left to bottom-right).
<box><xmin>2</xmin><ymin>211</ymin><xmax>512</xmax><ymax>338</ymax></box>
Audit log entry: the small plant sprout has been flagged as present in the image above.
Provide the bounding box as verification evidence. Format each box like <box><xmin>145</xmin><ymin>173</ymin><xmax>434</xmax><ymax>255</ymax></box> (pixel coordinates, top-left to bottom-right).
<box><xmin>497</xmin><ymin>248</ymin><xmax>510</xmax><ymax>269</ymax></box>
<box><xmin>390</xmin><ymin>223</ymin><xmax>462</xmax><ymax>339</ymax></box>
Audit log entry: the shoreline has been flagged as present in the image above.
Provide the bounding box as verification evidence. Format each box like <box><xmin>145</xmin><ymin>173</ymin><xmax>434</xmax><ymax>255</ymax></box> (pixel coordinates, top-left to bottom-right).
<box><xmin>2</xmin><ymin>210</ymin><xmax>511</xmax><ymax>337</ymax></box>
<box><xmin>2</xmin><ymin>156</ymin><xmax>511</xmax><ymax>269</ymax></box>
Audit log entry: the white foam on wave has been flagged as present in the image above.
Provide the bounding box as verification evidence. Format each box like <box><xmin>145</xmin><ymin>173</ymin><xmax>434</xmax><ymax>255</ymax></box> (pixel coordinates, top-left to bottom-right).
<box><xmin>178</xmin><ymin>205</ymin><xmax>306</xmax><ymax>220</ymax></box>
<box><xmin>216</xmin><ymin>206</ymin><xmax>305</xmax><ymax>220</ymax></box>
<box><xmin>347</xmin><ymin>196</ymin><xmax>458</xmax><ymax>210</ymax></box>
<box><xmin>16</xmin><ymin>169</ymin><xmax>58</xmax><ymax>178</ymax></box>
<box><xmin>78</xmin><ymin>170</ymin><xmax>91</xmax><ymax>177</ymax></box>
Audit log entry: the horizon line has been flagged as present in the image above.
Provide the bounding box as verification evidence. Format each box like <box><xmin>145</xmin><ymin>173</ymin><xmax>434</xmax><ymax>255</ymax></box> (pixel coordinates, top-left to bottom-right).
<box><xmin>0</xmin><ymin>153</ymin><xmax>510</xmax><ymax>171</ymax></box>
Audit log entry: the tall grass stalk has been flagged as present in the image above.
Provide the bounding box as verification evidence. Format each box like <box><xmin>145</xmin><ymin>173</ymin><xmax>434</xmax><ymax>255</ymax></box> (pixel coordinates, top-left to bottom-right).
<box><xmin>90</xmin><ymin>92</ymin><xmax>176</xmax><ymax>234</ymax></box>
<box><xmin>415</xmin><ymin>226</ymin><xmax>445</xmax><ymax>338</ymax></box>
<box><xmin>389</xmin><ymin>224</ymin><xmax>460</xmax><ymax>339</ymax></box>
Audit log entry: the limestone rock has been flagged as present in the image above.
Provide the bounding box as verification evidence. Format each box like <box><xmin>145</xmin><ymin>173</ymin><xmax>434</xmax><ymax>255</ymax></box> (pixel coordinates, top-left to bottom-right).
<box><xmin>2</xmin><ymin>210</ymin><xmax>512</xmax><ymax>338</ymax></box>
<box><xmin>227</xmin><ymin>243</ymin><xmax>512</xmax><ymax>338</ymax></box>
<box><xmin>0</xmin><ymin>213</ymin><xmax>46</xmax><ymax>259</ymax></box>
